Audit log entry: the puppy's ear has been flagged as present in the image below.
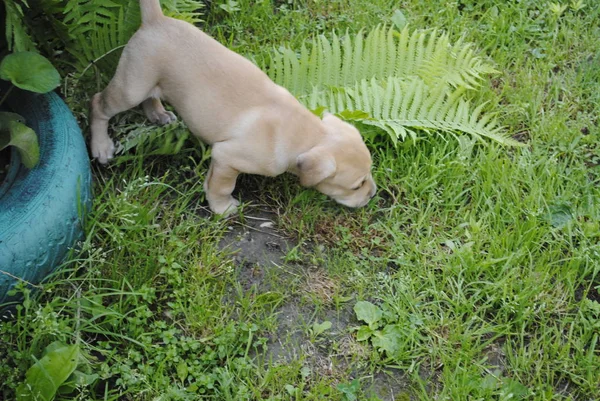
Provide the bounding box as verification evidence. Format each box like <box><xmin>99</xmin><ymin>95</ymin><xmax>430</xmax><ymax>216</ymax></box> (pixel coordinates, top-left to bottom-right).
<box><xmin>322</xmin><ymin>113</ymin><xmax>358</xmax><ymax>136</ymax></box>
<box><xmin>297</xmin><ymin>147</ymin><xmax>337</xmax><ymax>187</ymax></box>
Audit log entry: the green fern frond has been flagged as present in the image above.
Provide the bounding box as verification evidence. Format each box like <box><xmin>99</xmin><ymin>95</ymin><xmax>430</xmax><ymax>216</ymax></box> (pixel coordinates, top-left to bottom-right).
<box><xmin>60</xmin><ymin>0</ymin><xmax>139</xmax><ymax>71</ymax></box>
<box><xmin>4</xmin><ymin>0</ymin><xmax>36</xmax><ymax>51</ymax></box>
<box><xmin>162</xmin><ymin>0</ymin><xmax>204</xmax><ymax>24</ymax></box>
<box><xmin>24</xmin><ymin>0</ymin><xmax>203</xmax><ymax>75</ymax></box>
<box><xmin>116</xmin><ymin>120</ymin><xmax>190</xmax><ymax>157</ymax></box>
<box><xmin>267</xmin><ymin>26</ymin><xmax>498</xmax><ymax>97</ymax></box>
<box><xmin>265</xmin><ymin>26</ymin><xmax>517</xmax><ymax>147</ymax></box>
<box><xmin>301</xmin><ymin>77</ymin><xmax>518</xmax><ymax>146</ymax></box>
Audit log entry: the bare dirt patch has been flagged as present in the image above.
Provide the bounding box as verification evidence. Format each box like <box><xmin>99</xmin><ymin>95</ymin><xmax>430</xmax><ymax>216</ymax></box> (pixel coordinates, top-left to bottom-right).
<box><xmin>218</xmin><ymin>208</ymin><xmax>409</xmax><ymax>400</ymax></box>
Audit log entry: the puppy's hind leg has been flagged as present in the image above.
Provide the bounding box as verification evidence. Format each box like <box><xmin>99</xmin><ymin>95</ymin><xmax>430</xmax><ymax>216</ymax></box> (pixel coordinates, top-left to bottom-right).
<box><xmin>90</xmin><ymin>59</ymin><xmax>158</xmax><ymax>164</ymax></box>
<box><xmin>142</xmin><ymin>96</ymin><xmax>177</xmax><ymax>125</ymax></box>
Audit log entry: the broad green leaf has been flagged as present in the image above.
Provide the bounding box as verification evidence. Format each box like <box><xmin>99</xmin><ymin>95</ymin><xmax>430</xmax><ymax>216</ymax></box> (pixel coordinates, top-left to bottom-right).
<box><xmin>337</xmin><ymin>109</ymin><xmax>370</xmax><ymax>120</ymax></box>
<box><xmin>371</xmin><ymin>324</ymin><xmax>404</xmax><ymax>356</ymax></box>
<box><xmin>0</xmin><ymin>111</ymin><xmax>25</xmax><ymax>133</ymax></box>
<box><xmin>57</xmin><ymin>371</ymin><xmax>99</xmax><ymax>395</ymax></box>
<box><xmin>500</xmin><ymin>378</ymin><xmax>529</xmax><ymax>399</ymax></box>
<box><xmin>16</xmin><ymin>342</ymin><xmax>80</xmax><ymax>401</ymax></box>
<box><xmin>284</xmin><ymin>384</ymin><xmax>298</xmax><ymax>396</ymax></box>
<box><xmin>1</xmin><ymin>120</ymin><xmax>40</xmax><ymax>168</ymax></box>
<box><xmin>0</xmin><ymin>52</ymin><xmax>60</xmax><ymax>93</ymax></box>
<box><xmin>480</xmin><ymin>370</ymin><xmax>501</xmax><ymax>390</ymax></box>
<box><xmin>310</xmin><ymin>105</ymin><xmax>327</xmax><ymax>117</ymax></box>
<box><xmin>546</xmin><ymin>203</ymin><xmax>574</xmax><ymax>228</ymax></box>
<box><xmin>177</xmin><ymin>362</ymin><xmax>188</xmax><ymax>383</ymax></box>
<box><xmin>312</xmin><ymin>320</ymin><xmax>332</xmax><ymax>337</ymax></box>
<box><xmin>391</xmin><ymin>9</ymin><xmax>408</xmax><ymax>30</ymax></box>
<box><xmin>354</xmin><ymin>301</ymin><xmax>383</xmax><ymax>329</ymax></box>
<box><xmin>356</xmin><ymin>326</ymin><xmax>373</xmax><ymax>342</ymax></box>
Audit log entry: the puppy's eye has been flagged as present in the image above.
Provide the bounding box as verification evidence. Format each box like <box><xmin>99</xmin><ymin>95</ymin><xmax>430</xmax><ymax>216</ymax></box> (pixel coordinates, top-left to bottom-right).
<box><xmin>352</xmin><ymin>179</ymin><xmax>366</xmax><ymax>191</ymax></box>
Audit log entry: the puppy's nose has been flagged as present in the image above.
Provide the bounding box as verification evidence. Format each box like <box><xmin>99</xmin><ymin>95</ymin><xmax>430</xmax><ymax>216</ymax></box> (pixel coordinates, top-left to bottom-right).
<box><xmin>369</xmin><ymin>185</ymin><xmax>377</xmax><ymax>198</ymax></box>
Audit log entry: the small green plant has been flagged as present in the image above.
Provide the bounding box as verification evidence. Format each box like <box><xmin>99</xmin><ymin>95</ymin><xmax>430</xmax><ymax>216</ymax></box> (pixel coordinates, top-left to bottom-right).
<box><xmin>337</xmin><ymin>379</ymin><xmax>360</xmax><ymax>401</ymax></box>
<box><xmin>0</xmin><ymin>51</ymin><xmax>61</xmax><ymax>168</ymax></box>
<box><xmin>353</xmin><ymin>300</ymin><xmax>420</xmax><ymax>361</ymax></box>
<box><xmin>570</xmin><ymin>0</ymin><xmax>586</xmax><ymax>11</ymax></box>
<box><xmin>308</xmin><ymin>320</ymin><xmax>332</xmax><ymax>342</ymax></box>
<box><xmin>549</xmin><ymin>2</ymin><xmax>569</xmax><ymax>18</ymax></box>
<box><xmin>218</xmin><ymin>0</ymin><xmax>241</xmax><ymax>14</ymax></box>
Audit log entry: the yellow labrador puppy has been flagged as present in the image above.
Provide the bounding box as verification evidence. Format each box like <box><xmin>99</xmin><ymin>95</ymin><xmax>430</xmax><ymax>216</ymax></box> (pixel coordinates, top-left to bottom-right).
<box><xmin>90</xmin><ymin>0</ymin><xmax>376</xmax><ymax>215</ymax></box>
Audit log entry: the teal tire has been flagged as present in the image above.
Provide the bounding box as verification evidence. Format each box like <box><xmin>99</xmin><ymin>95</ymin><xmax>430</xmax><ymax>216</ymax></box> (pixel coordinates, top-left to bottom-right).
<box><xmin>0</xmin><ymin>88</ymin><xmax>92</xmax><ymax>304</ymax></box>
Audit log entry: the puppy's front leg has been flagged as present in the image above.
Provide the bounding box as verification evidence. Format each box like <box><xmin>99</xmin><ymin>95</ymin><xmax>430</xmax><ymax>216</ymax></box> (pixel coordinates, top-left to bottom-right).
<box><xmin>204</xmin><ymin>159</ymin><xmax>240</xmax><ymax>216</ymax></box>
<box><xmin>90</xmin><ymin>93</ymin><xmax>117</xmax><ymax>164</ymax></box>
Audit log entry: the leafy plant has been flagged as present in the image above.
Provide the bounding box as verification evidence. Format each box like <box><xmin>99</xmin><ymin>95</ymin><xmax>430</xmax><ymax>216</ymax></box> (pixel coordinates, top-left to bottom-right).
<box><xmin>353</xmin><ymin>300</ymin><xmax>421</xmax><ymax>361</ymax></box>
<box><xmin>113</xmin><ymin>119</ymin><xmax>194</xmax><ymax>161</ymax></box>
<box><xmin>0</xmin><ymin>52</ymin><xmax>60</xmax><ymax>93</ymax></box>
<box><xmin>0</xmin><ymin>52</ymin><xmax>61</xmax><ymax>169</ymax></box>
<box><xmin>15</xmin><ymin>341</ymin><xmax>97</xmax><ymax>401</ymax></box>
<box><xmin>337</xmin><ymin>379</ymin><xmax>360</xmax><ymax>401</ymax></box>
<box><xmin>0</xmin><ymin>113</ymin><xmax>39</xmax><ymax>168</ymax></box>
<box><xmin>266</xmin><ymin>25</ymin><xmax>521</xmax><ymax>146</ymax></box>
<box><xmin>309</xmin><ymin>320</ymin><xmax>332</xmax><ymax>341</ymax></box>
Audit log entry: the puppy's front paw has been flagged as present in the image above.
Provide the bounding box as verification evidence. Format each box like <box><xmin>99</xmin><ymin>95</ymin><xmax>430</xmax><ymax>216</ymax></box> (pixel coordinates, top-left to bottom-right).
<box><xmin>91</xmin><ymin>137</ymin><xmax>116</xmax><ymax>164</ymax></box>
<box><xmin>148</xmin><ymin>110</ymin><xmax>177</xmax><ymax>126</ymax></box>
<box><xmin>209</xmin><ymin>197</ymin><xmax>240</xmax><ymax>216</ymax></box>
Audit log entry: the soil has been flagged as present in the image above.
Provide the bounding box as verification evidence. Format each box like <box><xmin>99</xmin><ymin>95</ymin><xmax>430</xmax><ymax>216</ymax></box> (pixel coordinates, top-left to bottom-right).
<box><xmin>218</xmin><ymin>209</ymin><xmax>410</xmax><ymax>400</ymax></box>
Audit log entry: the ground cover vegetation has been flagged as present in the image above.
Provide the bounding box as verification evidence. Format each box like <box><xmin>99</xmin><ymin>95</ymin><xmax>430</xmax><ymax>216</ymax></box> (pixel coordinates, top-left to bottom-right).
<box><xmin>1</xmin><ymin>0</ymin><xmax>599</xmax><ymax>400</ymax></box>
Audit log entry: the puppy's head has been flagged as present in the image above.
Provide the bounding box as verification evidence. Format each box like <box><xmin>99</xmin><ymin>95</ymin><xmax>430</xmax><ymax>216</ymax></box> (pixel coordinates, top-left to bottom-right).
<box><xmin>297</xmin><ymin>113</ymin><xmax>376</xmax><ymax>208</ymax></box>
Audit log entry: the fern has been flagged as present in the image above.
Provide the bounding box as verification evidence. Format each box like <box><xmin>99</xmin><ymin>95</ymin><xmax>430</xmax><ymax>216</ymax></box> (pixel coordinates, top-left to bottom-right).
<box><xmin>162</xmin><ymin>0</ymin><xmax>204</xmax><ymax>24</ymax></box>
<box><xmin>268</xmin><ymin>26</ymin><xmax>498</xmax><ymax>96</ymax></box>
<box><xmin>60</xmin><ymin>0</ymin><xmax>202</xmax><ymax>73</ymax></box>
<box><xmin>266</xmin><ymin>26</ymin><xmax>519</xmax><ymax>146</ymax></box>
<box><xmin>116</xmin><ymin>120</ymin><xmax>190</xmax><ymax>157</ymax></box>
<box><xmin>3</xmin><ymin>0</ymin><xmax>36</xmax><ymax>52</ymax></box>
<box><xmin>62</xmin><ymin>0</ymin><xmax>136</xmax><ymax>72</ymax></box>
<box><xmin>305</xmin><ymin>78</ymin><xmax>519</xmax><ymax>146</ymax></box>
<box><xmin>10</xmin><ymin>0</ymin><xmax>203</xmax><ymax>76</ymax></box>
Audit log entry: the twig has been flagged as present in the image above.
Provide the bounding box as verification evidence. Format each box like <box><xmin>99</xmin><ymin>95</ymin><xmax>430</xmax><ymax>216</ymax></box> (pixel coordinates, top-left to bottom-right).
<box><xmin>245</xmin><ymin>215</ymin><xmax>273</xmax><ymax>222</ymax></box>
<box><xmin>234</xmin><ymin>221</ymin><xmax>287</xmax><ymax>239</ymax></box>
<box><xmin>0</xmin><ymin>86</ymin><xmax>14</xmax><ymax>106</ymax></box>
<box><xmin>0</xmin><ymin>269</ymin><xmax>43</xmax><ymax>289</ymax></box>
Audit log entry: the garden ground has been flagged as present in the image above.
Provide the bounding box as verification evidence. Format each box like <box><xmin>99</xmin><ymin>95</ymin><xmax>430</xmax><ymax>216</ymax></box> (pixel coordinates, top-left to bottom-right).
<box><xmin>1</xmin><ymin>0</ymin><xmax>600</xmax><ymax>400</ymax></box>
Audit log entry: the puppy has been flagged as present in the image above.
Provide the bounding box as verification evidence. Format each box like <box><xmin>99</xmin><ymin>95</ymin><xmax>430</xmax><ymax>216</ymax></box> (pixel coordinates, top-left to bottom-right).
<box><xmin>90</xmin><ymin>0</ymin><xmax>376</xmax><ymax>215</ymax></box>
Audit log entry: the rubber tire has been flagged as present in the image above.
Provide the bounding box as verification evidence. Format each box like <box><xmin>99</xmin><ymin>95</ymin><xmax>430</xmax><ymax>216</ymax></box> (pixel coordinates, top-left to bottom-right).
<box><xmin>0</xmin><ymin>88</ymin><xmax>93</xmax><ymax>304</ymax></box>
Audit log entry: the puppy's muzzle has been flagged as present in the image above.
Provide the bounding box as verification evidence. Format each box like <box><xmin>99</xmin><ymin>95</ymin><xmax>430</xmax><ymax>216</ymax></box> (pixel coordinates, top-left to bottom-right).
<box><xmin>336</xmin><ymin>181</ymin><xmax>377</xmax><ymax>208</ymax></box>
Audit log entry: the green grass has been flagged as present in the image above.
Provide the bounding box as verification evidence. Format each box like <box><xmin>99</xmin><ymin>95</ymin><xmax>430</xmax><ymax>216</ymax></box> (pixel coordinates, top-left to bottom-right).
<box><xmin>2</xmin><ymin>0</ymin><xmax>600</xmax><ymax>400</ymax></box>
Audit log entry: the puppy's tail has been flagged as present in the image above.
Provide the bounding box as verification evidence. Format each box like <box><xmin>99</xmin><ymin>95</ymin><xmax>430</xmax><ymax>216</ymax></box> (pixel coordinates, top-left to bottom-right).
<box><xmin>140</xmin><ymin>0</ymin><xmax>164</xmax><ymax>24</ymax></box>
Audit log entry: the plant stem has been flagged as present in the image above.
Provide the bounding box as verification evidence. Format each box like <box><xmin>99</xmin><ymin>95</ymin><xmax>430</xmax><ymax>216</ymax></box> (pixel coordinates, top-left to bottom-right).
<box><xmin>0</xmin><ymin>85</ymin><xmax>14</xmax><ymax>106</ymax></box>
